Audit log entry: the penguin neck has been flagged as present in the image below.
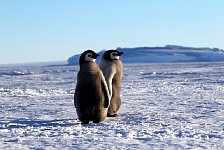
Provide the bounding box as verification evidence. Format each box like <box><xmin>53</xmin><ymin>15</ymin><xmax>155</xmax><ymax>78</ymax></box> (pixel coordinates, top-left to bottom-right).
<box><xmin>103</xmin><ymin>59</ymin><xmax>121</xmax><ymax>66</ymax></box>
<box><xmin>103</xmin><ymin>58</ymin><xmax>120</xmax><ymax>63</ymax></box>
<box><xmin>80</xmin><ymin>62</ymin><xmax>98</xmax><ymax>70</ymax></box>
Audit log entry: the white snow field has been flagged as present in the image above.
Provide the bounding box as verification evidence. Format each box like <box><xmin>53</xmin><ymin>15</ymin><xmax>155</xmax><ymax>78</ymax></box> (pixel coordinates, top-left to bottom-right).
<box><xmin>0</xmin><ymin>62</ymin><xmax>223</xmax><ymax>149</ymax></box>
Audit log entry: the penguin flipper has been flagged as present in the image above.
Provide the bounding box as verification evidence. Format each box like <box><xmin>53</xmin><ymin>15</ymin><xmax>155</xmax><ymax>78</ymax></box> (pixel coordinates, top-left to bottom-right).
<box><xmin>74</xmin><ymin>73</ymin><xmax>80</xmax><ymax>108</ymax></box>
<box><xmin>100</xmin><ymin>70</ymin><xmax>111</xmax><ymax>108</ymax></box>
<box><xmin>74</xmin><ymin>91</ymin><xmax>77</xmax><ymax>108</ymax></box>
<box><xmin>101</xmin><ymin>79</ymin><xmax>110</xmax><ymax>108</ymax></box>
<box><xmin>103</xmin><ymin>66</ymin><xmax>116</xmax><ymax>97</ymax></box>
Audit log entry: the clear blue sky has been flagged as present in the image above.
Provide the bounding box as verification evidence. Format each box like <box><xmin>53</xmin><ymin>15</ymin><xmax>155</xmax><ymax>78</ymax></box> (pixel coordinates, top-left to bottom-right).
<box><xmin>0</xmin><ymin>0</ymin><xmax>223</xmax><ymax>64</ymax></box>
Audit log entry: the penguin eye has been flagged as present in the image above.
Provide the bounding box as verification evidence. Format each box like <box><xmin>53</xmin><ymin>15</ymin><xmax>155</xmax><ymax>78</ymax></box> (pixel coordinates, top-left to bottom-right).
<box><xmin>88</xmin><ymin>54</ymin><xmax>92</xmax><ymax>57</ymax></box>
<box><xmin>112</xmin><ymin>52</ymin><xmax>117</xmax><ymax>56</ymax></box>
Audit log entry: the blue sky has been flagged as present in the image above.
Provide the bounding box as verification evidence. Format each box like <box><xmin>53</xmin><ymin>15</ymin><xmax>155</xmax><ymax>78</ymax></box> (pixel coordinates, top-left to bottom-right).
<box><xmin>0</xmin><ymin>0</ymin><xmax>223</xmax><ymax>64</ymax></box>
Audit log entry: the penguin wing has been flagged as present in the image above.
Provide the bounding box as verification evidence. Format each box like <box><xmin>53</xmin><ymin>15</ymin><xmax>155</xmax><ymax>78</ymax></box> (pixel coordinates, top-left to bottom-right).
<box><xmin>74</xmin><ymin>91</ymin><xmax>77</xmax><ymax>108</ymax></box>
<box><xmin>103</xmin><ymin>65</ymin><xmax>116</xmax><ymax>97</ymax></box>
<box><xmin>74</xmin><ymin>72</ymin><xmax>80</xmax><ymax>108</ymax></box>
<box><xmin>100</xmin><ymin>71</ymin><xmax>111</xmax><ymax>108</ymax></box>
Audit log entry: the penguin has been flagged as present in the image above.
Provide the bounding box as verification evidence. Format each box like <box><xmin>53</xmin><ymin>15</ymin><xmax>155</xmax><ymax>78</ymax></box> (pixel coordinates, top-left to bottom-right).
<box><xmin>99</xmin><ymin>50</ymin><xmax>124</xmax><ymax>117</ymax></box>
<box><xmin>74</xmin><ymin>50</ymin><xmax>111</xmax><ymax>124</ymax></box>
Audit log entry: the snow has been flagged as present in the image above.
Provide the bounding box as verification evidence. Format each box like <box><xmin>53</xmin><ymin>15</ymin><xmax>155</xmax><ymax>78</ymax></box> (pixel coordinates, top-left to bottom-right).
<box><xmin>0</xmin><ymin>62</ymin><xmax>224</xmax><ymax>149</ymax></box>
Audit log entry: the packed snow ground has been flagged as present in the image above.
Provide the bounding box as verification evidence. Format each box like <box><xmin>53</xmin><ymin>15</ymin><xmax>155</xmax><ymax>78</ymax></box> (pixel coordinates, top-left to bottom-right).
<box><xmin>0</xmin><ymin>62</ymin><xmax>224</xmax><ymax>149</ymax></box>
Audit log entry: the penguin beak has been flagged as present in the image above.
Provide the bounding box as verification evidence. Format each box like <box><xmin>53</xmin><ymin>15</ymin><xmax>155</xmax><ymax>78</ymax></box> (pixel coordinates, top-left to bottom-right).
<box><xmin>92</xmin><ymin>53</ymin><xmax>99</xmax><ymax>59</ymax></box>
<box><xmin>118</xmin><ymin>52</ymin><xmax>124</xmax><ymax>56</ymax></box>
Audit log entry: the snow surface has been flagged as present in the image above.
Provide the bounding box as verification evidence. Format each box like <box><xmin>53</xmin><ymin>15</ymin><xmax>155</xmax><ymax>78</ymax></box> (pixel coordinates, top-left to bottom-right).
<box><xmin>0</xmin><ymin>62</ymin><xmax>224</xmax><ymax>149</ymax></box>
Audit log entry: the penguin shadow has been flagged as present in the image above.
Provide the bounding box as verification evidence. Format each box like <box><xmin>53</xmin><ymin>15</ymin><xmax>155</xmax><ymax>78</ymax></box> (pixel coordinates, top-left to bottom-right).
<box><xmin>0</xmin><ymin>118</ymin><xmax>80</xmax><ymax>130</ymax></box>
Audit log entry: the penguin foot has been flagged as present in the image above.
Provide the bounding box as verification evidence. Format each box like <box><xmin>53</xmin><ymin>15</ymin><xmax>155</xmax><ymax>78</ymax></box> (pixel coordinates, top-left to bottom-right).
<box><xmin>107</xmin><ymin>114</ymin><xmax>117</xmax><ymax>117</ymax></box>
<box><xmin>93</xmin><ymin>121</ymin><xmax>100</xmax><ymax>123</ymax></box>
<box><xmin>81</xmin><ymin>121</ymin><xmax>89</xmax><ymax>124</ymax></box>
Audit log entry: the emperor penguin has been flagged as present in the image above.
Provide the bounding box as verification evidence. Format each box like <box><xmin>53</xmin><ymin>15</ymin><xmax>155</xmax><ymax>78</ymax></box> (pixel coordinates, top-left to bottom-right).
<box><xmin>99</xmin><ymin>50</ymin><xmax>124</xmax><ymax>117</ymax></box>
<box><xmin>74</xmin><ymin>50</ymin><xmax>111</xmax><ymax>124</ymax></box>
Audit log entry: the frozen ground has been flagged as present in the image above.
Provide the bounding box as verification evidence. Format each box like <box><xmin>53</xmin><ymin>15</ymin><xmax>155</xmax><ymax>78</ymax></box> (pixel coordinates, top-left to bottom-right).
<box><xmin>0</xmin><ymin>62</ymin><xmax>223</xmax><ymax>149</ymax></box>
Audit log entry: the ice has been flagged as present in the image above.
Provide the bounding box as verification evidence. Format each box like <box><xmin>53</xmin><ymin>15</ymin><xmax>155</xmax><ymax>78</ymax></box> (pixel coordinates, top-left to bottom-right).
<box><xmin>0</xmin><ymin>62</ymin><xmax>224</xmax><ymax>149</ymax></box>
<box><xmin>68</xmin><ymin>45</ymin><xmax>224</xmax><ymax>65</ymax></box>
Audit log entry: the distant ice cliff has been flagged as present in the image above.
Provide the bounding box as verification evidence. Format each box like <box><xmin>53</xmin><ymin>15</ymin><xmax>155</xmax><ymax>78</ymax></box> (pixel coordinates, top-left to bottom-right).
<box><xmin>67</xmin><ymin>45</ymin><xmax>224</xmax><ymax>65</ymax></box>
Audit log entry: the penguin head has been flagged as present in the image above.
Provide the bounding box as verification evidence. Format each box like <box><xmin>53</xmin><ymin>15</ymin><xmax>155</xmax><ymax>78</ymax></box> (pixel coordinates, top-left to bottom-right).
<box><xmin>103</xmin><ymin>50</ymin><xmax>124</xmax><ymax>60</ymax></box>
<box><xmin>79</xmin><ymin>50</ymin><xmax>99</xmax><ymax>65</ymax></box>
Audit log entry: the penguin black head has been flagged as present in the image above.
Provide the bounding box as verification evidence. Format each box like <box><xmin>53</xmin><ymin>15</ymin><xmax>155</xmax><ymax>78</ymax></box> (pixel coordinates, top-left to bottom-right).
<box><xmin>79</xmin><ymin>50</ymin><xmax>99</xmax><ymax>65</ymax></box>
<box><xmin>103</xmin><ymin>50</ymin><xmax>124</xmax><ymax>60</ymax></box>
